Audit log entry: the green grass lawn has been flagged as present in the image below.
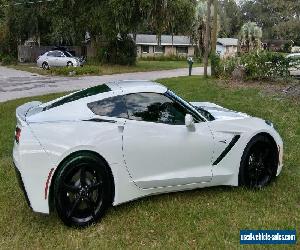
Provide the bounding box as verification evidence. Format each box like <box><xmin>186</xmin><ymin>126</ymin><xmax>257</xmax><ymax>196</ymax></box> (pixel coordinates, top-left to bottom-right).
<box><xmin>0</xmin><ymin>76</ymin><xmax>299</xmax><ymax>248</ymax></box>
<box><xmin>9</xmin><ymin>60</ymin><xmax>201</xmax><ymax>76</ymax></box>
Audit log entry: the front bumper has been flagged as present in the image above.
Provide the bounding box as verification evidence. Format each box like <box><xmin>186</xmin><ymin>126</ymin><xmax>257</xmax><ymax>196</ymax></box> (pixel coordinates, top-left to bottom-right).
<box><xmin>13</xmin><ymin>161</ymin><xmax>32</xmax><ymax>209</ymax></box>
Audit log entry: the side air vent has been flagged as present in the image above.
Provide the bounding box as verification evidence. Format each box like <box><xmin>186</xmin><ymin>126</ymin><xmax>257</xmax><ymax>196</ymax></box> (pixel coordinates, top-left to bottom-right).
<box><xmin>213</xmin><ymin>135</ymin><xmax>241</xmax><ymax>165</ymax></box>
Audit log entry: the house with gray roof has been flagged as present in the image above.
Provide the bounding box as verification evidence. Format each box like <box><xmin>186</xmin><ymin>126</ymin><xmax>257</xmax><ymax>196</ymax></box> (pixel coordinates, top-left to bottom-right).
<box><xmin>216</xmin><ymin>38</ymin><xmax>239</xmax><ymax>58</ymax></box>
<box><xmin>134</xmin><ymin>34</ymin><xmax>195</xmax><ymax>58</ymax></box>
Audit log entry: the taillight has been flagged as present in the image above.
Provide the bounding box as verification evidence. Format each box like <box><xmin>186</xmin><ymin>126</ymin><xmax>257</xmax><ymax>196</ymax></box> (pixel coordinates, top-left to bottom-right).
<box><xmin>15</xmin><ymin>127</ymin><xmax>21</xmax><ymax>144</ymax></box>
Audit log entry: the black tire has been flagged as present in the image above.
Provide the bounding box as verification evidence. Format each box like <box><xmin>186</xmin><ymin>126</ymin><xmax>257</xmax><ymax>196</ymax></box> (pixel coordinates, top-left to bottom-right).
<box><xmin>67</xmin><ymin>61</ymin><xmax>73</xmax><ymax>67</ymax></box>
<box><xmin>54</xmin><ymin>152</ymin><xmax>113</xmax><ymax>227</ymax></box>
<box><xmin>42</xmin><ymin>62</ymin><xmax>49</xmax><ymax>70</ymax></box>
<box><xmin>239</xmin><ymin>134</ymin><xmax>278</xmax><ymax>188</ymax></box>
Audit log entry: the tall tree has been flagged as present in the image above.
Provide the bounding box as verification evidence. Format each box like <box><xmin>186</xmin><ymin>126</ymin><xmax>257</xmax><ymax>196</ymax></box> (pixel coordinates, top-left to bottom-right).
<box><xmin>192</xmin><ymin>1</ymin><xmax>207</xmax><ymax>57</ymax></box>
<box><xmin>0</xmin><ymin>0</ymin><xmax>197</xmax><ymax>60</ymax></box>
<box><xmin>219</xmin><ymin>0</ymin><xmax>242</xmax><ymax>37</ymax></box>
<box><xmin>241</xmin><ymin>0</ymin><xmax>300</xmax><ymax>45</ymax></box>
<box><xmin>211</xmin><ymin>0</ymin><xmax>218</xmax><ymax>76</ymax></box>
<box><xmin>204</xmin><ymin>0</ymin><xmax>212</xmax><ymax>77</ymax></box>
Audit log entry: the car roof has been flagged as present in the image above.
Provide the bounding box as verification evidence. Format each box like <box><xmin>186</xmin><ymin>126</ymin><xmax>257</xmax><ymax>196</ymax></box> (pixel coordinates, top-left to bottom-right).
<box><xmin>107</xmin><ymin>80</ymin><xmax>167</xmax><ymax>94</ymax></box>
<box><xmin>40</xmin><ymin>80</ymin><xmax>167</xmax><ymax>111</ymax></box>
<box><xmin>45</xmin><ymin>50</ymin><xmax>62</xmax><ymax>53</ymax></box>
<box><xmin>287</xmin><ymin>53</ymin><xmax>300</xmax><ymax>57</ymax></box>
<box><xmin>27</xmin><ymin>81</ymin><xmax>168</xmax><ymax>122</ymax></box>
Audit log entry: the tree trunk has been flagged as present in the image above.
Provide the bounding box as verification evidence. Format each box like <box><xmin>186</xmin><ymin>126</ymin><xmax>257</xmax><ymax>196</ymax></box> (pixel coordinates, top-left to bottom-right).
<box><xmin>211</xmin><ymin>0</ymin><xmax>218</xmax><ymax>76</ymax></box>
<box><xmin>204</xmin><ymin>0</ymin><xmax>212</xmax><ymax>77</ymax></box>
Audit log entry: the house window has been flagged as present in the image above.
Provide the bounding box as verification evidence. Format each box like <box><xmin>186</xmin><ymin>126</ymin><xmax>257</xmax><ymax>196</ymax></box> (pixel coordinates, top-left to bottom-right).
<box><xmin>154</xmin><ymin>46</ymin><xmax>165</xmax><ymax>53</ymax></box>
<box><xmin>142</xmin><ymin>45</ymin><xmax>149</xmax><ymax>53</ymax></box>
<box><xmin>176</xmin><ymin>46</ymin><xmax>188</xmax><ymax>54</ymax></box>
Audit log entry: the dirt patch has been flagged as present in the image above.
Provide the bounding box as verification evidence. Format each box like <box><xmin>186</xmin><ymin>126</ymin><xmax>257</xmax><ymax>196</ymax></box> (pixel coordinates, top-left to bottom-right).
<box><xmin>282</xmin><ymin>84</ymin><xmax>300</xmax><ymax>97</ymax></box>
<box><xmin>217</xmin><ymin>78</ymin><xmax>300</xmax><ymax>103</ymax></box>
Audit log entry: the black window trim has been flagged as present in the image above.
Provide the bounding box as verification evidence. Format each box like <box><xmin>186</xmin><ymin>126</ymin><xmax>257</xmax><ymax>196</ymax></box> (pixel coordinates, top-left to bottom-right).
<box><xmin>165</xmin><ymin>90</ymin><xmax>206</xmax><ymax>122</ymax></box>
<box><xmin>123</xmin><ymin>91</ymin><xmax>206</xmax><ymax>125</ymax></box>
<box><xmin>44</xmin><ymin>84</ymin><xmax>112</xmax><ymax>111</ymax></box>
<box><xmin>86</xmin><ymin>91</ymin><xmax>208</xmax><ymax>124</ymax></box>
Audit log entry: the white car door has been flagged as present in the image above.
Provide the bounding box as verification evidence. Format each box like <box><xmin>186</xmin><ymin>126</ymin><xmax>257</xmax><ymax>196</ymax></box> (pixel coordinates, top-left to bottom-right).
<box><xmin>48</xmin><ymin>51</ymin><xmax>65</xmax><ymax>66</ymax></box>
<box><xmin>56</xmin><ymin>51</ymin><xmax>68</xmax><ymax>66</ymax></box>
<box><xmin>46</xmin><ymin>51</ymin><xmax>57</xmax><ymax>66</ymax></box>
<box><xmin>122</xmin><ymin>92</ymin><xmax>214</xmax><ymax>189</ymax></box>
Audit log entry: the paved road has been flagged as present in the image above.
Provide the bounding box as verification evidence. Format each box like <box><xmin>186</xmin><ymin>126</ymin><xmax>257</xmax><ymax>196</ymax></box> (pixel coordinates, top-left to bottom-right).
<box><xmin>0</xmin><ymin>66</ymin><xmax>207</xmax><ymax>102</ymax></box>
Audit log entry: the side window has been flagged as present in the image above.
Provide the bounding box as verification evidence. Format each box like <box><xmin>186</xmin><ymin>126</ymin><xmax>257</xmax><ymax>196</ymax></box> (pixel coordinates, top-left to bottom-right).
<box><xmin>125</xmin><ymin>93</ymin><xmax>187</xmax><ymax>125</ymax></box>
<box><xmin>47</xmin><ymin>51</ymin><xmax>54</xmax><ymax>57</ymax></box>
<box><xmin>53</xmin><ymin>51</ymin><xmax>63</xmax><ymax>57</ymax></box>
<box><xmin>87</xmin><ymin>95</ymin><xmax>128</xmax><ymax>118</ymax></box>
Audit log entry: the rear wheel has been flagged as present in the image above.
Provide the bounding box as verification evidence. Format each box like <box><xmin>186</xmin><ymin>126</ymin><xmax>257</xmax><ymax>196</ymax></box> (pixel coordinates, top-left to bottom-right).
<box><xmin>54</xmin><ymin>153</ymin><xmax>113</xmax><ymax>227</ymax></box>
<box><xmin>239</xmin><ymin>135</ymin><xmax>278</xmax><ymax>188</ymax></box>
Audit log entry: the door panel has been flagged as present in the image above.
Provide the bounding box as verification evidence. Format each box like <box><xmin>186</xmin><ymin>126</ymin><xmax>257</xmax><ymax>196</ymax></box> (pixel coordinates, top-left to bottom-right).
<box><xmin>47</xmin><ymin>56</ymin><xmax>56</xmax><ymax>66</ymax></box>
<box><xmin>123</xmin><ymin>120</ymin><xmax>214</xmax><ymax>189</ymax></box>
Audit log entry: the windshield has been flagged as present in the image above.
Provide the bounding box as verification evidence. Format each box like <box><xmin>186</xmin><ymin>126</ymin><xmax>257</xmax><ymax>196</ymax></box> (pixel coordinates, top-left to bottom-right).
<box><xmin>63</xmin><ymin>51</ymin><xmax>73</xmax><ymax>57</ymax></box>
<box><xmin>167</xmin><ymin>90</ymin><xmax>215</xmax><ymax>121</ymax></box>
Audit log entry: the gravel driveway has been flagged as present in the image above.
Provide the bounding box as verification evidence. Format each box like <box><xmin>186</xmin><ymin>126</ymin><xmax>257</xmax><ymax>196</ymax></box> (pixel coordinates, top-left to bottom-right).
<box><xmin>0</xmin><ymin>66</ymin><xmax>206</xmax><ymax>102</ymax></box>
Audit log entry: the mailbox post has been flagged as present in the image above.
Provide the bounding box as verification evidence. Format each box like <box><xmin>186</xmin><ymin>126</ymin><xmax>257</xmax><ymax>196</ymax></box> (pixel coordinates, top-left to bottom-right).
<box><xmin>187</xmin><ymin>57</ymin><xmax>194</xmax><ymax>76</ymax></box>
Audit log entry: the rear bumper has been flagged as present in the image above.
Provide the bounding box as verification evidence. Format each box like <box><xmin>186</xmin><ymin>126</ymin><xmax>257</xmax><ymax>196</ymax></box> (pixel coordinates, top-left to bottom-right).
<box><xmin>13</xmin><ymin>161</ymin><xmax>32</xmax><ymax>209</ymax></box>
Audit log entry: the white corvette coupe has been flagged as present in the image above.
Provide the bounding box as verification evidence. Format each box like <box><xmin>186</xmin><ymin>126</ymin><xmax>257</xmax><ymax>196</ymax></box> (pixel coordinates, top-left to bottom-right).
<box><xmin>13</xmin><ymin>80</ymin><xmax>283</xmax><ymax>227</ymax></box>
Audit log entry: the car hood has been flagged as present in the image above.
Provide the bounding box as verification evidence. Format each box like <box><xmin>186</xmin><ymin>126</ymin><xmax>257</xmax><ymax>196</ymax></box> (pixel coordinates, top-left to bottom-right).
<box><xmin>190</xmin><ymin>102</ymin><xmax>249</xmax><ymax>121</ymax></box>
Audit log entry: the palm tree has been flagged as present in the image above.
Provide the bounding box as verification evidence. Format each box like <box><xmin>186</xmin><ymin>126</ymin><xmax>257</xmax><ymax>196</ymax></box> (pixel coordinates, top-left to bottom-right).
<box><xmin>240</xmin><ymin>22</ymin><xmax>262</xmax><ymax>52</ymax></box>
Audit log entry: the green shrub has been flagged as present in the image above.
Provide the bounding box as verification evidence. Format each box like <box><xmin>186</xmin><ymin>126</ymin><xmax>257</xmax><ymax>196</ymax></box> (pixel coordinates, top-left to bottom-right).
<box><xmin>240</xmin><ymin>52</ymin><xmax>290</xmax><ymax>80</ymax></box>
<box><xmin>224</xmin><ymin>57</ymin><xmax>239</xmax><ymax>77</ymax></box>
<box><xmin>215</xmin><ymin>52</ymin><xmax>292</xmax><ymax>81</ymax></box>
<box><xmin>210</xmin><ymin>53</ymin><xmax>221</xmax><ymax>77</ymax></box>
<box><xmin>283</xmin><ymin>41</ymin><xmax>293</xmax><ymax>53</ymax></box>
<box><xmin>139</xmin><ymin>55</ymin><xmax>187</xmax><ymax>61</ymax></box>
<box><xmin>214</xmin><ymin>56</ymin><xmax>239</xmax><ymax>78</ymax></box>
<box><xmin>50</xmin><ymin>65</ymin><xmax>100</xmax><ymax>76</ymax></box>
<box><xmin>1</xmin><ymin>55</ymin><xmax>17</xmax><ymax>65</ymax></box>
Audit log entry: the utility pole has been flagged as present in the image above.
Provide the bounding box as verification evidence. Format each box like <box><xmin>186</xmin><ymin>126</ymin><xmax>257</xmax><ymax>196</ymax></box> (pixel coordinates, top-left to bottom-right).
<box><xmin>204</xmin><ymin>0</ymin><xmax>212</xmax><ymax>77</ymax></box>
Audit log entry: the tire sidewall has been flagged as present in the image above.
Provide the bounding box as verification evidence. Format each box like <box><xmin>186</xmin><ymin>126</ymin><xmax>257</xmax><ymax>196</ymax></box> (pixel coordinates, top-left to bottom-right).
<box><xmin>238</xmin><ymin>134</ymin><xmax>277</xmax><ymax>188</ymax></box>
<box><xmin>54</xmin><ymin>153</ymin><xmax>112</xmax><ymax>227</ymax></box>
<box><xmin>42</xmin><ymin>62</ymin><xmax>49</xmax><ymax>70</ymax></box>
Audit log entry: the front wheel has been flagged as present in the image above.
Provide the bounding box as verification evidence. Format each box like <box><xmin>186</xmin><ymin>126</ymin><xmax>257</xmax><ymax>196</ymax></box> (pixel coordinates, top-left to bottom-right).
<box><xmin>54</xmin><ymin>153</ymin><xmax>113</xmax><ymax>227</ymax></box>
<box><xmin>42</xmin><ymin>62</ymin><xmax>49</xmax><ymax>70</ymax></box>
<box><xmin>67</xmin><ymin>61</ymin><xmax>73</xmax><ymax>67</ymax></box>
<box><xmin>239</xmin><ymin>135</ymin><xmax>278</xmax><ymax>188</ymax></box>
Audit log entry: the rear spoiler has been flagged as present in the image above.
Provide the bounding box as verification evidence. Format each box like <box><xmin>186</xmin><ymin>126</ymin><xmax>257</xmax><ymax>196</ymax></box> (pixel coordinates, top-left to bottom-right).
<box><xmin>16</xmin><ymin>101</ymin><xmax>42</xmax><ymax>124</ymax></box>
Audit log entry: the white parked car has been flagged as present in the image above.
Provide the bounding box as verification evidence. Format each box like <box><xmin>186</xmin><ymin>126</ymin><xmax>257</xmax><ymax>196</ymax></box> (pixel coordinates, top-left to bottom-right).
<box><xmin>286</xmin><ymin>53</ymin><xmax>300</xmax><ymax>76</ymax></box>
<box><xmin>13</xmin><ymin>81</ymin><xmax>283</xmax><ymax>227</ymax></box>
<box><xmin>37</xmin><ymin>50</ymin><xmax>83</xmax><ymax>69</ymax></box>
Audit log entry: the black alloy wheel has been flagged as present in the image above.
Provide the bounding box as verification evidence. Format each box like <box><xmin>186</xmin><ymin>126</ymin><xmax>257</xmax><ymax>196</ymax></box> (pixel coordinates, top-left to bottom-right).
<box><xmin>54</xmin><ymin>153</ymin><xmax>113</xmax><ymax>227</ymax></box>
<box><xmin>239</xmin><ymin>135</ymin><xmax>278</xmax><ymax>188</ymax></box>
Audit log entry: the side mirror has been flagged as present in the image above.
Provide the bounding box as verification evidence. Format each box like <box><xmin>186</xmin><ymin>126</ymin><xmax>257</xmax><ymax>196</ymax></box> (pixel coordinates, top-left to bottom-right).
<box><xmin>185</xmin><ymin>114</ymin><xmax>195</xmax><ymax>128</ymax></box>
